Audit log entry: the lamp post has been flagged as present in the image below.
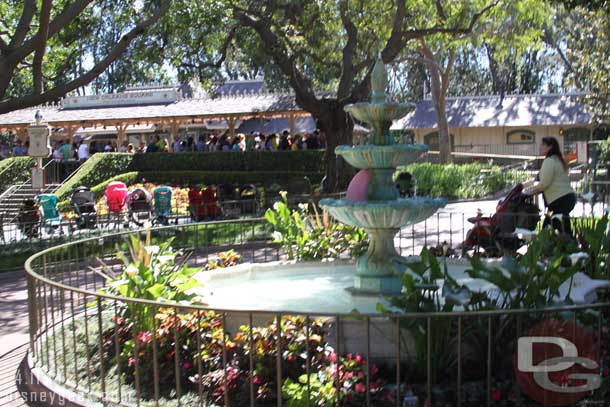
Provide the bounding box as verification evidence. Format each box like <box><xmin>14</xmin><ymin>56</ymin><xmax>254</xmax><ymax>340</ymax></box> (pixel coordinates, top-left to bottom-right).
<box><xmin>27</xmin><ymin>110</ymin><xmax>51</xmax><ymax>190</ymax></box>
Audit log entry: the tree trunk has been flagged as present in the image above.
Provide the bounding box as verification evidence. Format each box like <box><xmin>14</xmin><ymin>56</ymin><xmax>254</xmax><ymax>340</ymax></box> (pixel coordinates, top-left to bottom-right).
<box><xmin>435</xmin><ymin>98</ymin><xmax>452</xmax><ymax>163</ymax></box>
<box><xmin>316</xmin><ymin>101</ymin><xmax>355</xmax><ymax>192</ymax></box>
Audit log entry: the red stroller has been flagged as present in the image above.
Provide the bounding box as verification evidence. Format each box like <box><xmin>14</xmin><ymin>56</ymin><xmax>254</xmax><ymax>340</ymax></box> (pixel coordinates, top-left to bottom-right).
<box><xmin>188</xmin><ymin>186</ymin><xmax>220</xmax><ymax>221</ymax></box>
<box><xmin>462</xmin><ymin>183</ymin><xmax>540</xmax><ymax>254</ymax></box>
<box><xmin>104</xmin><ymin>181</ymin><xmax>128</xmax><ymax>228</ymax></box>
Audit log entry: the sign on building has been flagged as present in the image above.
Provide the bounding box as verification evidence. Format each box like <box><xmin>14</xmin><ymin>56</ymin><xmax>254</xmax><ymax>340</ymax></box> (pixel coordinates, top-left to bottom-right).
<box><xmin>63</xmin><ymin>89</ymin><xmax>179</xmax><ymax>109</ymax></box>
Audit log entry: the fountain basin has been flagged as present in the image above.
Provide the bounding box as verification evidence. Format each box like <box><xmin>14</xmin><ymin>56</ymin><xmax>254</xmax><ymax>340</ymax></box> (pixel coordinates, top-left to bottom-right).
<box><xmin>336</xmin><ymin>144</ymin><xmax>428</xmax><ymax>169</ymax></box>
<box><xmin>193</xmin><ymin>259</ymin><xmax>499</xmax><ymax>314</ymax></box>
<box><xmin>319</xmin><ymin>197</ymin><xmax>446</xmax><ymax>229</ymax></box>
<box><xmin>344</xmin><ymin>101</ymin><xmax>415</xmax><ymax>124</ymax></box>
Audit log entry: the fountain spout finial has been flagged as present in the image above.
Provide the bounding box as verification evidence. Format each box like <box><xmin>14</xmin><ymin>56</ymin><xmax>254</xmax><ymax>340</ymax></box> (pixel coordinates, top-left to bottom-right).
<box><xmin>371</xmin><ymin>54</ymin><xmax>387</xmax><ymax>104</ymax></box>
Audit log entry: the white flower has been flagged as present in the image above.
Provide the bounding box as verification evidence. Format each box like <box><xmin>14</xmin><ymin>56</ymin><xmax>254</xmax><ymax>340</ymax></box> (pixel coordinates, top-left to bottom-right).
<box><xmin>157</xmin><ymin>255</ymin><xmax>174</xmax><ymax>265</ymax></box>
<box><xmin>143</xmin><ymin>221</ymin><xmax>153</xmax><ymax>230</ymax></box>
<box><xmin>514</xmin><ymin>228</ymin><xmax>537</xmax><ymax>241</ymax></box>
<box><xmin>279</xmin><ymin>190</ymin><xmax>288</xmax><ymax>200</ymax></box>
<box><xmin>125</xmin><ymin>264</ymin><xmax>138</xmax><ymax>277</ymax></box>
<box><xmin>569</xmin><ymin>252</ymin><xmax>589</xmax><ymax>266</ymax></box>
<box><xmin>145</xmin><ymin>245</ymin><xmax>160</xmax><ymax>255</ymax></box>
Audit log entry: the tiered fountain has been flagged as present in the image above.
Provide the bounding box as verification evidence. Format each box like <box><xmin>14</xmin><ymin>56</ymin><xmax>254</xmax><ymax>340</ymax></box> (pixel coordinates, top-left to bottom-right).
<box><xmin>319</xmin><ymin>57</ymin><xmax>446</xmax><ymax>295</ymax></box>
<box><xmin>200</xmin><ymin>58</ymin><xmax>446</xmax><ymax>313</ymax></box>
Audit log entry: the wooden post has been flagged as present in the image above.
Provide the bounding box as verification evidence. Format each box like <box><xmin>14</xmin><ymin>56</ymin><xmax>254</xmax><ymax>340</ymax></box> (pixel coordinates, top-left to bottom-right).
<box><xmin>65</xmin><ymin>125</ymin><xmax>77</xmax><ymax>142</ymax></box>
<box><xmin>228</xmin><ymin>117</ymin><xmax>236</xmax><ymax>139</ymax></box>
<box><xmin>169</xmin><ymin>121</ymin><xmax>180</xmax><ymax>152</ymax></box>
<box><xmin>117</xmin><ymin>124</ymin><xmax>128</xmax><ymax>147</ymax></box>
<box><xmin>289</xmin><ymin>113</ymin><xmax>296</xmax><ymax>136</ymax></box>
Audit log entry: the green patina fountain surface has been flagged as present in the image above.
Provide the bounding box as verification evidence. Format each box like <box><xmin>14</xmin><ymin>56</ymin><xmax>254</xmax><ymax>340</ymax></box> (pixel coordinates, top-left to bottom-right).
<box><xmin>319</xmin><ymin>57</ymin><xmax>446</xmax><ymax>295</ymax></box>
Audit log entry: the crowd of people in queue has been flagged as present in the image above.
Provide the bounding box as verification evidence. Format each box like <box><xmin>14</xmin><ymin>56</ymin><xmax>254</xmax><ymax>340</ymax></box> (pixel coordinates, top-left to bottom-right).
<box><xmin>1</xmin><ymin>129</ymin><xmax>326</xmax><ymax>163</ymax></box>
<box><xmin>144</xmin><ymin>129</ymin><xmax>326</xmax><ymax>153</ymax></box>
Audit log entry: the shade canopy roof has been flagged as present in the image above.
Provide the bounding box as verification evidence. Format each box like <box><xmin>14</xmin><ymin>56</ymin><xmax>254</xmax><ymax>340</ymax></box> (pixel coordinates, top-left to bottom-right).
<box><xmin>0</xmin><ymin>92</ymin><xmax>305</xmax><ymax>130</ymax></box>
<box><xmin>391</xmin><ymin>93</ymin><xmax>591</xmax><ymax>130</ymax></box>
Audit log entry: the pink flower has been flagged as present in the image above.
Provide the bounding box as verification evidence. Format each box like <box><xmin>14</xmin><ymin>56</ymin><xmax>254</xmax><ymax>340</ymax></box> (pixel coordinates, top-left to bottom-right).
<box><xmin>358</xmin><ymin>371</ymin><xmax>364</xmax><ymax>379</ymax></box>
<box><xmin>253</xmin><ymin>375</ymin><xmax>262</xmax><ymax>385</ymax></box>
<box><xmin>136</xmin><ymin>331</ymin><xmax>152</xmax><ymax>344</ymax></box>
<box><xmin>182</xmin><ymin>362</ymin><xmax>192</xmax><ymax>370</ymax></box>
<box><xmin>329</xmin><ymin>352</ymin><xmax>337</xmax><ymax>362</ymax></box>
<box><xmin>128</xmin><ymin>357</ymin><xmax>136</xmax><ymax>367</ymax></box>
<box><xmin>355</xmin><ymin>383</ymin><xmax>366</xmax><ymax>393</ymax></box>
<box><xmin>355</xmin><ymin>354</ymin><xmax>363</xmax><ymax>363</ymax></box>
<box><xmin>492</xmin><ymin>388</ymin><xmax>502</xmax><ymax>401</ymax></box>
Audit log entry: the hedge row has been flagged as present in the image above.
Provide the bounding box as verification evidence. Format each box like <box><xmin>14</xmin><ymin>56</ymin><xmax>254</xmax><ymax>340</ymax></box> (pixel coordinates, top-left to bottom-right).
<box><xmin>55</xmin><ymin>151</ymin><xmax>325</xmax><ymax>202</ymax></box>
<box><xmin>55</xmin><ymin>153</ymin><xmax>134</xmax><ymax>201</ymax></box>
<box><xmin>131</xmin><ymin>150</ymin><xmax>325</xmax><ymax>172</ymax></box>
<box><xmin>0</xmin><ymin>157</ymin><xmax>36</xmax><ymax>193</ymax></box>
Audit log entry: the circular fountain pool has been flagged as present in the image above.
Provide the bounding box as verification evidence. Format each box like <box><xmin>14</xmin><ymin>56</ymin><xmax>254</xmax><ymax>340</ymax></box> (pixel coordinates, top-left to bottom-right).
<box><xmin>194</xmin><ymin>259</ymin><xmax>500</xmax><ymax>314</ymax></box>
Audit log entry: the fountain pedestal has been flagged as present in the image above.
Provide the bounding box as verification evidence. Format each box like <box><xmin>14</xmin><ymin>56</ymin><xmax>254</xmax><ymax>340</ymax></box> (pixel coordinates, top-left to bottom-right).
<box><xmin>352</xmin><ymin>228</ymin><xmax>403</xmax><ymax>294</ymax></box>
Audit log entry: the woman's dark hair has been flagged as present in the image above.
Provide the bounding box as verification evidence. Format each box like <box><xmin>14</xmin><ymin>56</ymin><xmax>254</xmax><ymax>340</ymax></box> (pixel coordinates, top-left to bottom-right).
<box><xmin>542</xmin><ymin>136</ymin><xmax>568</xmax><ymax>171</ymax></box>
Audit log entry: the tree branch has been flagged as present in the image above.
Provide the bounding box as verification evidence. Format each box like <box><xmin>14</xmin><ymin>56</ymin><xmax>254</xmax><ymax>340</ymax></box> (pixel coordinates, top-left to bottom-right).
<box><xmin>9</xmin><ymin>0</ymin><xmax>36</xmax><ymax>48</ymax></box>
<box><xmin>232</xmin><ymin>6</ymin><xmax>320</xmax><ymax>115</ymax></box>
<box><xmin>6</xmin><ymin>0</ymin><xmax>94</xmax><ymax>67</ymax></box>
<box><xmin>0</xmin><ymin>0</ymin><xmax>170</xmax><ymax>114</ymax></box>
<box><xmin>435</xmin><ymin>0</ymin><xmax>447</xmax><ymax>21</ymax></box>
<box><xmin>33</xmin><ymin>0</ymin><xmax>53</xmax><ymax>95</ymax></box>
<box><xmin>381</xmin><ymin>0</ymin><xmax>407</xmax><ymax>63</ymax></box>
<box><xmin>337</xmin><ymin>0</ymin><xmax>358</xmax><ymax>99</ymax></box>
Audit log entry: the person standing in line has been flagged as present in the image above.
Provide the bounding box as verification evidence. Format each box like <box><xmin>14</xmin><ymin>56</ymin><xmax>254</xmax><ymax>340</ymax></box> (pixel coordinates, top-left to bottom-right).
<box><xmin>77</xmin><ymin>140</ymin><xmax>90</xmax><ymax>160</ymax></box>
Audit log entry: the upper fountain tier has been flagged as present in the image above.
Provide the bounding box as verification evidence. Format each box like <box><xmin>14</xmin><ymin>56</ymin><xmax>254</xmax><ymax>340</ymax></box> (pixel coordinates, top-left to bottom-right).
<box><xmin>344</xmin><ymin>55</ymin><xmax>416</xmax><ymax>146</ymax></box>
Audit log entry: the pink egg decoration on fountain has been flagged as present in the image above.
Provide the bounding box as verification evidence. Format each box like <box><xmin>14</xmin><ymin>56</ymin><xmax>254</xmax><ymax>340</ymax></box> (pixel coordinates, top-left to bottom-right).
<box><xmin>346</xmin><ymin>169</ymin><xmax>371</xmax><ymax>202</ymax></box>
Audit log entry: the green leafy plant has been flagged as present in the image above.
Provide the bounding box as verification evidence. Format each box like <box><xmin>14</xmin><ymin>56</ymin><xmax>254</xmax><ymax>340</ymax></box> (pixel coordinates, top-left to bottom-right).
<box><xmin>265</xmin><ymin>192</ymin><xmax>368</xmax><ymax>260</ymax></box>
<box><xmin>575</xmin><ymin>216</ymin><xmax>610</xmax><ymax>279</ymax></box>
<box><xmin>100</xmin><ymin>229</ymin><xmax>204</xmax><ymax>332</ymax></box>
<box><xmin>204</xmin><ymin>249</ymin><xmax>241</xmax><ymax>270</ymax></box>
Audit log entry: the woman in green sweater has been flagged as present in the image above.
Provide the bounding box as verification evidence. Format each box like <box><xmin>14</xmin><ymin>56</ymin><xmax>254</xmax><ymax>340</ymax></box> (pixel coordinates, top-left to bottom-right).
<box><xmin>528</xmin><ymin>136</ymin><xmax>576</xmax><ymax>235</ymax></box>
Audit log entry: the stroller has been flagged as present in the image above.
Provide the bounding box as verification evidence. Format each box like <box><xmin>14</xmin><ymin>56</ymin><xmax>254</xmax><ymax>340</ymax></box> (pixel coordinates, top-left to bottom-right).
<box><xmin>153</xmin><ymin>186</ymin><xmax>172</xmax><ymax>225</ymax></box>
<box><xmin>104</xmin><ymin>181</ymin><xmax>129</xmax><ymax>227</ymax></box>
<box><xmin>127</xmin><ymin>187</ymin><xmax>153</xmax><ymax>226</ymax></box>
<box><xmin>35</xmin><ymin>194</ymin><xmax>62</xmax><ymax>235</ymax></box>
<box><xmin>462</xmin><ymin>183</ymin><xmax>540</xmax><ymax>254</ymax></box>
<box><xmin>217</xmin><ymin>183</ymin><xmax>240</xmax><ymax>218</ymax></box>
<box><xmin>188</xmin><ymin>186</ymin><xmax>220</xmax><ymax>221</ymax></box>
<box><xmin>17</xmin><ymin>198</ymin><xmax>40</xmax><ymax>239</ymax></box>
<box><xmin>239</xmin><ymin>184</ymin><xmax>259</xmax><ymax>215</ymax></box>
<box><xmin>71</xmin><ymin>186</ymin><xmax>97</xmax><ymax>229</ymax></box>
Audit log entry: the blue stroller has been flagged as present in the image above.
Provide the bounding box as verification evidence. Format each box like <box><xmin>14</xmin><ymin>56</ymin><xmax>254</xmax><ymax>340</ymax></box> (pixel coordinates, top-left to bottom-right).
<box><xmin>153</xmin><ymin>186</ymin><xmax>172</xmax><ymax>225</ymax></box>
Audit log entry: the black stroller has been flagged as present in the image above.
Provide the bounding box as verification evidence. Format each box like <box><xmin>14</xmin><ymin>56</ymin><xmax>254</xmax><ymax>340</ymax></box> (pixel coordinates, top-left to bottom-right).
<box><xmin>71</xmin><ymin>186</ymin><xmax>97</xmax><ymax>229</ymax></box>
<box><xmin>463</xmin><ymin>183</ymin><xmax>540</xmax><ymax>254</ymax></box>
<box><xmin>127</xmin><ymin>187</ymin><xmax>153</xmax><ymax>226</ymax></box>
<box><xmin>17</xmin><ymin>198</ymin><xmax>40</xmax><ymax>239</ymax></box>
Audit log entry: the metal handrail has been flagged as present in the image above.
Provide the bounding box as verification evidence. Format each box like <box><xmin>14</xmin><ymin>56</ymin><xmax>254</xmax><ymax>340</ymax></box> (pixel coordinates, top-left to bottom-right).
<box><xmin>24</xmin><ymin>219</ymin><xmax>610</xmax><ymax>319</ymax></box>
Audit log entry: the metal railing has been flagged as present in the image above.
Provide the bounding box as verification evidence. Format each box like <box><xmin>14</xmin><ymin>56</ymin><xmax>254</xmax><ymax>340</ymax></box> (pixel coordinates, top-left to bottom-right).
<box><xmin>22</xmin><ymin>218</ymin><xmax>610</xmax><ymax>407</ymax></box>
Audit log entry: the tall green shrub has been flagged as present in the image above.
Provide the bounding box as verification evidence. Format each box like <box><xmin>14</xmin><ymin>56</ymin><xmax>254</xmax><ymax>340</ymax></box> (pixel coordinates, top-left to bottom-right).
<box><xmin>398</xmin><ymin>163</ymin><xmax>529</xmax><ymax>200</ymax></box>
<box><xmin>0</xmin><ymin>157</ymin><xmax>36</xmax><ymax>193</ymax></box>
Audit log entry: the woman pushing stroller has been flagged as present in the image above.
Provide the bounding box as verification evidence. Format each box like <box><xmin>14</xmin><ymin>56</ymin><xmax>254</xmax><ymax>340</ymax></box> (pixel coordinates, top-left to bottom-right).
<box><xmin>525</xmin><ymin>136</ymin><xmax>576</xmax><ymax>236</ymax></box>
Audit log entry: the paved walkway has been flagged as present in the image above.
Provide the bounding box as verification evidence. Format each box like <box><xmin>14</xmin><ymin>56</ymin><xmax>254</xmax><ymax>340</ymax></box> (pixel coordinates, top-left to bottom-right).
<box><xmin>0</xmin><ymin>271</ymin><xmax>29</xmax><ymax>407</ymax></box>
